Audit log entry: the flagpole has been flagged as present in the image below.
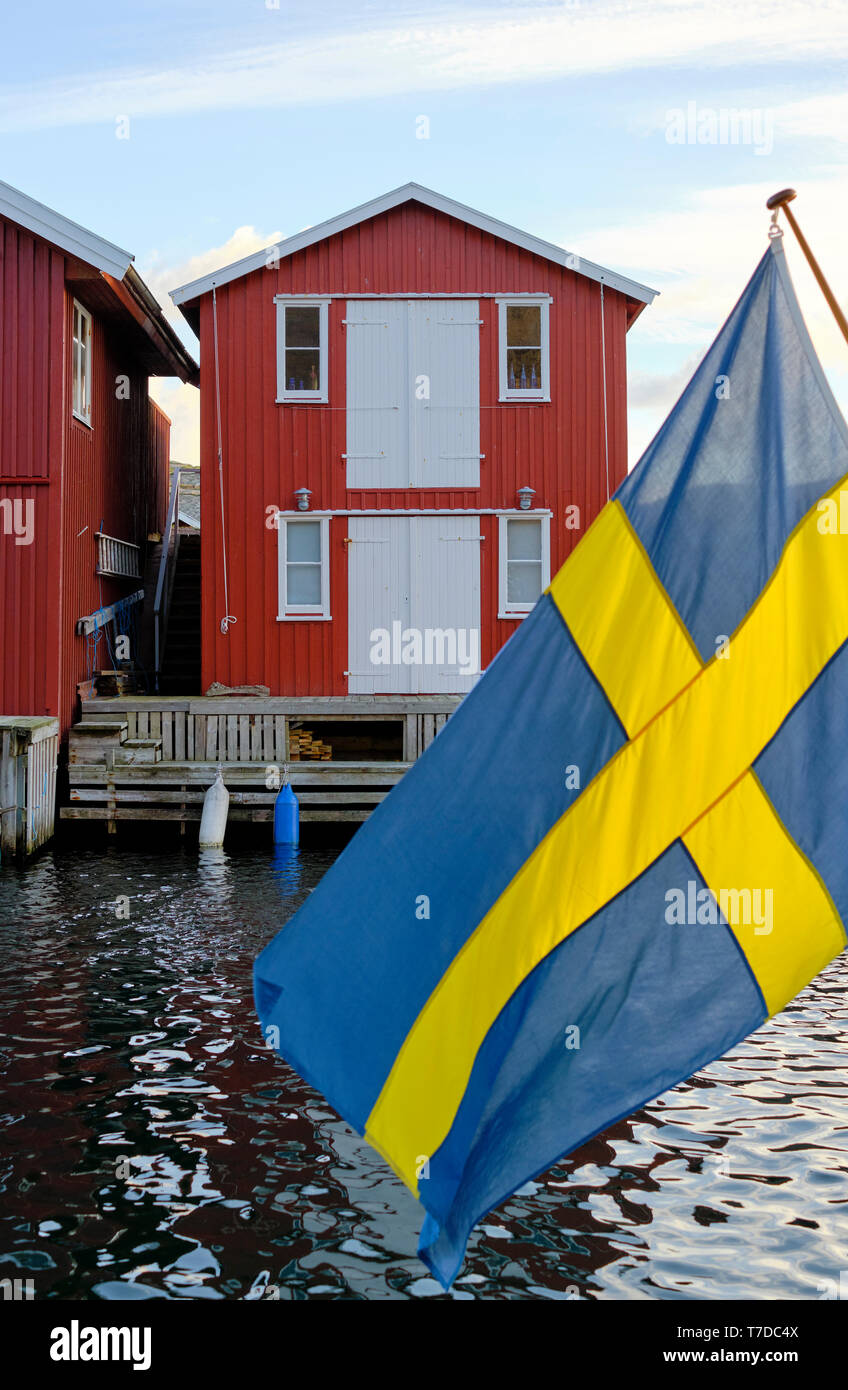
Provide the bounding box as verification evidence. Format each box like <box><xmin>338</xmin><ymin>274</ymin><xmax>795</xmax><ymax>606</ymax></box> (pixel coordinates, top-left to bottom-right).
<box><xmin>766</xmin><ymin>188</ymin><xmax>848</xmax><ymax>347</ymax></box>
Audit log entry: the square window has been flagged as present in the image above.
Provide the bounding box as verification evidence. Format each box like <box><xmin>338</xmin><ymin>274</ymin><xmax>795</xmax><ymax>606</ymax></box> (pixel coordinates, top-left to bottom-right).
<box><xmin>498</xmin><ymin>298</ymin><xmax>550</xmax><ymax>401</ymax></box>
<box><xmin>276</xmin><ymin>300</ymin><xmax>329</xmax><ymax>402</ymax></box>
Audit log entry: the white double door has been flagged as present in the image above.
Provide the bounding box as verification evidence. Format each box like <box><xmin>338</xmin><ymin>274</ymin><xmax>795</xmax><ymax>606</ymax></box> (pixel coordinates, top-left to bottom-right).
<box><xmin>345</xmin><ymin>299</ymin><xmax>481</xmax><ymax>489</ymax></box>
<box><xmin>347</xmin><ymin>515</ymin><xmax>481</xmax><ymax>694</ymax></box>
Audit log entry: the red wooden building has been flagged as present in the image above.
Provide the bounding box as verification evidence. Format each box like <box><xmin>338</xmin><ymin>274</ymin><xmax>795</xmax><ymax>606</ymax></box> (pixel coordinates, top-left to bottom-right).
<box><xmin>0</xmin><ymin>179</ymin><xmax>198</xmax><ymax>739</ymax></box>
<box><xmin>171</xmin><ymin>183</ymin><xmax>657</xmax><ymax>698</ymax></box>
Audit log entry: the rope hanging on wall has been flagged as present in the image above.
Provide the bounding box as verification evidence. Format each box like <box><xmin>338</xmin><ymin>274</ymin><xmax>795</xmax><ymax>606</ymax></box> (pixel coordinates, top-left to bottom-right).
<box><xmin>213</xmin><ymin>286</ymin><xmax>237</xmax><ymax>636</ymax></box>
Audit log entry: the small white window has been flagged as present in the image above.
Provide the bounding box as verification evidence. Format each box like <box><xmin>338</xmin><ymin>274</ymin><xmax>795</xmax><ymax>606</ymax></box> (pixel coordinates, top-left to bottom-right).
<box><xmin>498</xmin><ymin>514</ymin><xmax>551</xmax><ymax>617</ymax></box>
<box><xmin>498</xmin><ymin>298</ymin><xmax>550</xmax><ymax>402</ymax></box>
<box><xmin>276</xmin><ymin>299</ymin><xmax>329</xmax><ymax>403</ymax></box>
<box><xmin>277</xmin><ymin>513</ymin><xmax>331</xmax><ymax>620</ymax></box>
<box><xmin>72</xmin><ymin>300</ymin><xmax>92</xmax><ymax>424</ymax></box>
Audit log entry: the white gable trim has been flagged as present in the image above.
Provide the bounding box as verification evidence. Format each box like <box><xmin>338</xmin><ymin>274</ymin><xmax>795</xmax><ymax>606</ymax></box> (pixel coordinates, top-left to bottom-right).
<box><xmin>0</xmin><ymin>179</ymin><xmax>133</xmax><ymax>279</ymax></box>
<box><xmin>170</xmin><ymin>182</ymin><xmax>658</xmax><ymax>310</ymax></box>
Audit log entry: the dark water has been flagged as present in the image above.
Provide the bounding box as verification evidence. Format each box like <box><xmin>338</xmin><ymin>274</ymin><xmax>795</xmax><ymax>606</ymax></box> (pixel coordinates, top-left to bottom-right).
<box><xmin>0</xmin><ymin>844</ymin><xmax>846</xmax><ymax>1301</ymax></box>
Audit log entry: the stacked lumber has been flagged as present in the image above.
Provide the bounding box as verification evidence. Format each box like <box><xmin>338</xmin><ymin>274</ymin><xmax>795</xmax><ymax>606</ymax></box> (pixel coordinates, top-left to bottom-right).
<box><xmin>96</xmin><ymin>669</ymin><xmax>139</xmax><ymax>697</ymax></box>
<box><xmin>288</xmin><ymin>727</ymin><xmax>332</xmax><ymax>761</ymax></box>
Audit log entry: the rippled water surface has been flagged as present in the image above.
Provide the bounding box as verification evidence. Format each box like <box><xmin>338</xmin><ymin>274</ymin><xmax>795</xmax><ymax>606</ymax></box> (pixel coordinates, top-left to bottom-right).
<box><xmin>1</xmin><ymin>844</ymin><xmax>846</xmax><ymax>1301</ymax></box>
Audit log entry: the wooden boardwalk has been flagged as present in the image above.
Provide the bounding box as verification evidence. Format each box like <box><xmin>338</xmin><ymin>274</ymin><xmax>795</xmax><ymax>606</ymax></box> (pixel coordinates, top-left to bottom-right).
<box><xmin>62</xmin><ymin>695</ymin><xmax>460</xmax><ymax>828</ymax></box>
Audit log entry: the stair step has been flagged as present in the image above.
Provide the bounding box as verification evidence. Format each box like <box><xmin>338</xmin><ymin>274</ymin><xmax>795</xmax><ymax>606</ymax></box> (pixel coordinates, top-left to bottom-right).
<box><xmin>68</xmin><ymin>720</ymin><xmax>128</xmax><ymax>764</ymax></box>
<box><xmin>115</xmin><ymin>739</ymin><xmax>163</xmax><ymax>766</ymax></box>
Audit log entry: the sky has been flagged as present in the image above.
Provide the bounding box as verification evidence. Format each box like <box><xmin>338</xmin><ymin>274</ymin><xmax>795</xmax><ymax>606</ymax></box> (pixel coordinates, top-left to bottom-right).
<box><xmin>3</xmin><ymin>0</ymin><xmax>847</xmax><ymax>465</ymax></box>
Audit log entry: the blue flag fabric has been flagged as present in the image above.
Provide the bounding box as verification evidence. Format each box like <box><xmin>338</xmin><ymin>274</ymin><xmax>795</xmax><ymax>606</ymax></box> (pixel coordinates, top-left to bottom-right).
<box><xmin>255</xmin><ymin>238</ymin><xmax>848</xmax><ymax>1287</ymax></box>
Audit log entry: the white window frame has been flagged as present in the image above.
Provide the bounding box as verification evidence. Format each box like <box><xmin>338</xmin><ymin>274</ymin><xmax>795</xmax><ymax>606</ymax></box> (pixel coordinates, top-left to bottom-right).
<box><xmin>276</xmin><ymin>512</ymin><xmax>331</xmax><ymax>621</ymax></box>
<box><xmin>72</xmin><ymin>299</ymin><xmax>92</xmax><ymax>425</ymax></box>
<box><xmin>275</xmin><ymin>298</ymin><xmax>329</xmax><ymax>403</ymax></box>
<box><xmin>497</xmin><ymin>296</ymin><xmax>550</xmax><ymax>403</ymax></box>
<box><xmin>498</xmin><ymin>511</ymin><xmax>551</xmax><ymax>618</ymax></box>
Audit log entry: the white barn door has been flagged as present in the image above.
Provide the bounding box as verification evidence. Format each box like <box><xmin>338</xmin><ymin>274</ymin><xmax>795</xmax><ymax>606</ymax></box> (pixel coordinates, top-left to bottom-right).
<box><xmin>409</xmin><ymin>301</ymin><xmax>481</xmax><ymax>488</ymax></box>
<box><xmin>345</xmin><ymin>301</ymin><xmax>408</xmax><ymax>489</ymax></box>
<box><xmin>346</xmin><ymin>300</ymin><xmax>480</xmax><ymax>488</ymax></box>
<box><xmin>347</xmin><ymin>516</ymin><xmax>481</xmax><ymax>694</ymax></box>
<box><xmin>410</xmin><ymin>516</ymin><xmax>481</xmax><ymax>693</ymax></box>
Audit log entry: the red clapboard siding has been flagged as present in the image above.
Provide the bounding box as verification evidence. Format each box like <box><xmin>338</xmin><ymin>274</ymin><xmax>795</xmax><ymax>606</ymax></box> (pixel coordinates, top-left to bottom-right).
<box><xmin>196</xmin><ymin>201</ymin><xmax>632</xmax><ymax>694</ymax></box>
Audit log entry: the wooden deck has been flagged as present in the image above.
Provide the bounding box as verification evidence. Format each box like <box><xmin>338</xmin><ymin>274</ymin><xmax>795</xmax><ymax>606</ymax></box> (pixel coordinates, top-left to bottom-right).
<box><xmin>62</xmin><ymin>695</ymin><xmax>460</xmax><ymax>828</ymax></box>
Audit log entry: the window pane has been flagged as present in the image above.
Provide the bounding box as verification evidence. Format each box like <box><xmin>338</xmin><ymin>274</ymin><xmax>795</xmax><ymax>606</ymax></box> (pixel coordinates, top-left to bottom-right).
<box><xmin>507</xmin><ymin>347</ymin><xmax>542</xmax><ymax>391</ymax></box>
<box><xmin>508</xmin><ymin>519</ymin><xmax>542</xmax><ymax>560</ymax></box>
<box><xmin>507</xmin><ymin>561</ymin><xmax>542</xmax><ymax>604</ymax></box>
<box><xmin>287</xmin><ymin>521</ymin><xmax>321</xmax><ymax>562</ymax></box>
<box><xmin>506</xmin><ymin>304</ymin><xmax>541</xmax><ymax>346</ymax></box>
<box><xmin>285</xmin><ymin>348</ymin><xmax>320</xmax><ymax>391</ymax></box>
<box><xmin>287</xmin><ymin>563</ymin><xmax>321</xmax><ymax>605</ymax></box>
<box><xmin>285</xmin><ymin>305</ymin><xmax>320</xmax><ymax>348</ymax></box>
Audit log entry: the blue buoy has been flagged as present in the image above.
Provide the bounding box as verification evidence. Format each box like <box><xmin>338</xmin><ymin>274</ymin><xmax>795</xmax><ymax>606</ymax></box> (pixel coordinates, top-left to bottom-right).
<box><xmin>274</xmin><ymin>782</ymin><xmax>300</xmax><ymax>845</ymax></box>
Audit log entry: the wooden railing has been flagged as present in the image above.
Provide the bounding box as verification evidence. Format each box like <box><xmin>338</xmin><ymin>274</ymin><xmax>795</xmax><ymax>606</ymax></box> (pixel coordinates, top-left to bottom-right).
<box><xmin>78</xmin><ymin>695</ymin><xmax>460</xmax><ymax>763</ymax></box>
<box><xmin>95</xmin><ymin>532</ymin><xmax>141</xmax><ymax>579</ymax></box>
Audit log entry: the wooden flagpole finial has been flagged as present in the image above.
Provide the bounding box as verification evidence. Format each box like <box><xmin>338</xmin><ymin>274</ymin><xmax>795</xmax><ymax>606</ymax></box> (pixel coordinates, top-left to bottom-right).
<box><xmin>766</xmin><ymin>188</ymin><xmax>848</xmax><ymax>347</ymax></box>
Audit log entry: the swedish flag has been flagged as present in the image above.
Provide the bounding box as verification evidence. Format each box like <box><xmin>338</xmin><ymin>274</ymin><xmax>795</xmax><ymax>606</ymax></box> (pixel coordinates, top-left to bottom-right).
<box><xmin>254</xmin><ymin>237</ymin><xmax>848</xmax><ymax>1288</ymax></box>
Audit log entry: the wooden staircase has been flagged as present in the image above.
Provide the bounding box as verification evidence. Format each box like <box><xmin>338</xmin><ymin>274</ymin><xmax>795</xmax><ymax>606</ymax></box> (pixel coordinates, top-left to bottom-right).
<box><xmin>159</xmin><ymin>532</ymin><xmax>201</xmax><ymax>695</ymax></box>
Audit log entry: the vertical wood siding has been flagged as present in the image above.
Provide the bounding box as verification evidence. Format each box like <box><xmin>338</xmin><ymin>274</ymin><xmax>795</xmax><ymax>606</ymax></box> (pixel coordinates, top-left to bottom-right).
<box><xmin>198</xmin><ymin>202</ymin><xmax>632</xmax><ymax>694</ymax></box>
<box><xmin>0</xmin><ymin>212</ymin><xmax>171</xmax><ymax>736</ymax></box>
<box><xmin>59</xmin><ymin>295</ymin><xmax>167</xmax><ymax>734</ymax></box>
<box><xmin>0</xmin><ymin>219</ymin><xmax>65</xmax><ymax>720</ymax></box>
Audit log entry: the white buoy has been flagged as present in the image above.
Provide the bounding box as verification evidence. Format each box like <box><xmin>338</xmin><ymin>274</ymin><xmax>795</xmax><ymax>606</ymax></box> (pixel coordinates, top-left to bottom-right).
<box><xmin>199</xmin><ymin>766</ymin><xmax>229</xmax><ymax>847</ymax></box>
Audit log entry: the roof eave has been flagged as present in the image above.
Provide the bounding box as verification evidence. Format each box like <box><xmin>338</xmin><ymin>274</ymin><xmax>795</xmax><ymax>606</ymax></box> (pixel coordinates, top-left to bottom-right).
<box><xmin>169</xmin><ymin>182</ymin><xmax>659</xmax><ymax>312</ymax></box>
<box><xmin>108</xmin><ymin>267</ymin><xmax>199</xmax><ymax>384</ymax></box>
<box><xmin>0</xmin><ymin>178</ymin><xmax>133</xmax><ymax>279</ymax></box>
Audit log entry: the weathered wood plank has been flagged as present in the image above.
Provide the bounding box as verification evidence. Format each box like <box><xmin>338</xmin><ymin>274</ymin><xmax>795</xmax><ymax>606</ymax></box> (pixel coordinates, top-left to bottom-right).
<box><xmin>404</xmin><ymin>714</ymin><xmax>418</xmax><ymax>760</ymax></box>
<box><xmin>68</xmin><ymin>787</ymin><xmax>387</xmax><ymax>805</ymax></box>
<box><xmin>61</xmin><ymin>805</ymin><xmax>370</xmax><ymax>823</ymax></box>
<box><xmin>68</xmin><ymin>762</ymin><xmax>409</xmax><ymax>786</ymax></box>
<box><xmin>83</xmin><ymin>695</ymin><xmax>461</xmax><ymax>717</ymax></box>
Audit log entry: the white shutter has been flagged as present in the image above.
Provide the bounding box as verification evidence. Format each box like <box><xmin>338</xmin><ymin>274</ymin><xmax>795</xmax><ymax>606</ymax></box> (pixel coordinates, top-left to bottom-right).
<box><xmin>411</xmin><ymin>516</ymin><xmax>481</xmax><ymax>694</ymax></box>
<box><xmin>346</xmin><ymin>517</ymin><xmax>413</xmax><ymax>692</ymax></box>
<box><xmin>345</xmin><ymin>301</ymin><xmax>408</xmax><ymax>488</ymax></box>
<box><xmin>410</xmin><ymin>301</ymin><xmax>481</xmax><ymax>488</ymax></box>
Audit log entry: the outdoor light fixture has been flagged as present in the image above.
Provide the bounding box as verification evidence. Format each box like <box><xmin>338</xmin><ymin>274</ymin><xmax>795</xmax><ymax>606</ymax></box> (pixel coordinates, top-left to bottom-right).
<box><xmin>517</xmin><ymin>486</ymin><xmax>535</xmax><ymax>510</ymax></box>
<box><xmin>295</xmin><ymin>488</ymin><xmax>312</xmax><ymax>511</ymax></box>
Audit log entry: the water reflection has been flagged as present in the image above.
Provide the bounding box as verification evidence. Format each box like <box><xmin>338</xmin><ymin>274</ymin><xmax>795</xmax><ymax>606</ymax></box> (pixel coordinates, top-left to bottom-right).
<box><xmin>0</xmin><ymin>846</ymin><xmax>846</xmax><ymax>1300</ymax></box>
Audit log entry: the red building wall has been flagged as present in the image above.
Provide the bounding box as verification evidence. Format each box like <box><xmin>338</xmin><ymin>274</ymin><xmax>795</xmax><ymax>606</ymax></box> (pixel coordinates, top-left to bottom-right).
<box><xmin>0</xmin><ymin>214</ymin><xmax>171</xmax><ymax>736</ymax></box>
<box><xmin>196</xmin><ymin>202</ymin><xmax>631</xmax><ymax>695</ymax></box>
<box><xmin>0</xmin><ymin>218</ymin><xmax>66</xmax><ymax>722</ymax></box>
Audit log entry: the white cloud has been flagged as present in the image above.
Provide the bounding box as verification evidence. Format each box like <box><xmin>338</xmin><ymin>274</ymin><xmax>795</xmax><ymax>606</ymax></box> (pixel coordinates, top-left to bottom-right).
<box><xmin>143</xmin><ymin>225</ymin><xmax>279</xmax><ymax>465</ymax></box>
<box><xmin>1</xmin><ymin>1</ymin><xmax>846</xmax><ymax>131</ymax></box>
<box><xmin>143</xmin><ymin>224</ymin><xmax>282</xmax><ymax>330</ymax></box>
<box><xmin>569</xmin><ymin>171</ymin><xmax>848</xmax><ymax>462</ymax></box>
